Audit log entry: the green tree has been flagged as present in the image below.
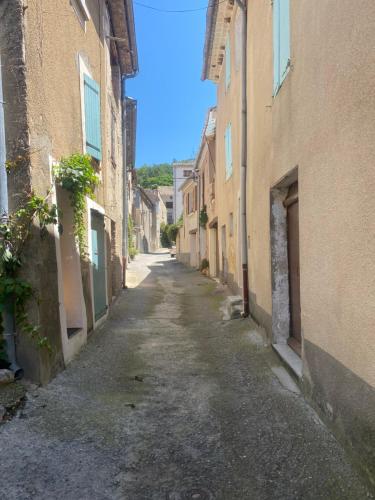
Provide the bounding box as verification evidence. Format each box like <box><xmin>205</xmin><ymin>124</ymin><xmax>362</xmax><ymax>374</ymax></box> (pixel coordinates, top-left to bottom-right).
<box><xmin>136</xmin><ymin>163</ymin><xmax>173</xmax><ymax>189</ymax></box>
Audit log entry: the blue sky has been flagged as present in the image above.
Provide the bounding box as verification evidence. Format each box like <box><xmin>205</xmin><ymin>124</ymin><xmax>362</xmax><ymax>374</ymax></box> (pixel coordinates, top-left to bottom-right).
<box><xmin>126</xmin><ymin>1</ymin><xmax>216</xmax><ymax>167</ymax></box>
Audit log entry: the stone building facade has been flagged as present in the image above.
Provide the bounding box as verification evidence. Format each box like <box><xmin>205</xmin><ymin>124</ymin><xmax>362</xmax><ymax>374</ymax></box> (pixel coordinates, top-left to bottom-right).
<box><xmin>0</xmin><ymin>0</ymin><xmax>138</xmax><ymax>383</ymax></box>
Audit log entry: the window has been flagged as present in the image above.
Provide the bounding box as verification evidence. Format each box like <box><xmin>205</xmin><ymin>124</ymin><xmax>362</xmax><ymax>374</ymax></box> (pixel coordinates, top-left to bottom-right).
<box><xmin>225</xmin><ymin>34</ymin><xmax>231</xmax><ymax>90</ymax></box>
<box><xmin>183</xmin><ymin>170</ymin><xmax>192</xmax><ymax>178</ymax></box>
<box><xmin>71</xmin><ymin>0</ymin><xmax>90</xmax><ymax>29</ymax></box>
<box><xmin>166</xmin><ymin>202</ymin><xmax>173</xmax><ymax>209</ymax></box>
<box><xmin>273</xmin><ymin>0</ymin><xmax>290</xmax><ymax>95</ymax></box>
<box><xmin>84</xmin><ymin>74</ymin><xmax>102</xmax><ymax>161</ymax></box>
<box><xmin>225</xmin><ymin>123</ymin><xmax>233</xmax><ymax>179</ymax></box>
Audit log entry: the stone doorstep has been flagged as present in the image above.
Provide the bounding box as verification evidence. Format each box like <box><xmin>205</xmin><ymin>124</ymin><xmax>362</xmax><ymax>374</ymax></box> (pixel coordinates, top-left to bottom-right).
<box><xmin>272</xmin><ymin>342</ymin><xmax>303</xmax><ymax>379</ymax></box>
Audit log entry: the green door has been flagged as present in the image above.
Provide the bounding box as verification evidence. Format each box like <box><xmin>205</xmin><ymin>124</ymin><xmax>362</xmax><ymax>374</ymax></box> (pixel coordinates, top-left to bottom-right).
<box><xmin>91</xmin><ymin>210</ymin><xmax>107</xmax><ymax>321</ymax></box>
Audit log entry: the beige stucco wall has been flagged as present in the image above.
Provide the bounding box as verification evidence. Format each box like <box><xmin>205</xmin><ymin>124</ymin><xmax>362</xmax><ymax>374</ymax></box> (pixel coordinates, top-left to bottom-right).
<box><xmin>214</xmin><ymin>4</ymin><xmax>242</xmax><ymax>291</ymax></box>
<box><xmin>246</xmin><ymin>0</ymin><xmax>375</xmax><ymax>481</ymax></box>
<box><xmin>2</xmin><ymin>0</ymin><xmax>125</xmax><ymax>381</ymax></box>
<box><xmin>247</xmin><ymin>0</ymin><xmax>375</xmax><ymax>388</ymax></box>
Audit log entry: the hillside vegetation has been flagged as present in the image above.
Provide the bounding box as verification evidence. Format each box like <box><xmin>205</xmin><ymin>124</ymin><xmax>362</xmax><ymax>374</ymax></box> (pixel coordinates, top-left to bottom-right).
<box><xmin>136</xmin><ymin>163</ymin><xmax>173</xmax><ymax>189</ymax></box>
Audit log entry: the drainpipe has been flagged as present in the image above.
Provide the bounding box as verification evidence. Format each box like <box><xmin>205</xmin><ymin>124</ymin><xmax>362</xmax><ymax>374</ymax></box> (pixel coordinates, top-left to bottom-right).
<box><xmin>0</xmin><ymin>55</ymin><xmax>23</xmax><ymax>378</ymax></box>
<box><xmin>235</xmin><ymin>0</ymin><xmax>249</xmax><ymax>317</ymax></box>
<box><xmin>121</xmin><ymin>76</ymin><xmax>128</xmax><ymax>288</ymax></box>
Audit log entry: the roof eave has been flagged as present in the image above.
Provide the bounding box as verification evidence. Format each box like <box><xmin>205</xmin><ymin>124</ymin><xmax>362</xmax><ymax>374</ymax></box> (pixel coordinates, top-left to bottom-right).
<box><xmin>108</xmin><ymin>0</ymin><xmax>139</xmax><ymax>77</ymax></box>
<box><xmin>201</xmin><ymin>0</ymin><xmax>219</xmax><ymax>81</ymax></box>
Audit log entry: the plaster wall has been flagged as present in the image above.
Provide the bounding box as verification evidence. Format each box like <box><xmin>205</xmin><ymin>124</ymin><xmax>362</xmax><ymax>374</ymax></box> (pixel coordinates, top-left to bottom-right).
<box><xmin>1</xmin><ymin>0</ymin><xmax>125</xmax><ymax>382</ymax></box>
<box><xmin>246</xmin><ymin>0</ymin><xmax>375</xmax><ymax>482</ymax></box>
<box><xmin>214</xmin><ymin>4</ymin><xmax>242</xmax><ymax>292</ymax></box>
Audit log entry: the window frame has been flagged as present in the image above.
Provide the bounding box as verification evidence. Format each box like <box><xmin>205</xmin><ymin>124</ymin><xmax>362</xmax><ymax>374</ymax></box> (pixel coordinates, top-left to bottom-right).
<box><xmin>71</xmin><ymin>0</ymin><xmax>90</xmax><ymax>30</ymax></box>
<box><xmin>225</xmin><ymin>123</ymin><xmax>233</xmax><ymax>180</ymax></box>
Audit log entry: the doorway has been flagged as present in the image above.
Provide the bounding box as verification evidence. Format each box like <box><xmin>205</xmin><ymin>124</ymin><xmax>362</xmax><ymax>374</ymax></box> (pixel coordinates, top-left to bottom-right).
<box><xmin>91</xmin><ymin>210</ymin><xmax>107</xmax><ymax>321</ymax></box>
<box><xmin>270</xmin><ymin>168</ymin><xmax>302</xmax><ymax>361</ymax></box>
<box><xmin>284</xmin><ymin>182</ymin><xmax>301</xmax><ymax>355</ymax></box>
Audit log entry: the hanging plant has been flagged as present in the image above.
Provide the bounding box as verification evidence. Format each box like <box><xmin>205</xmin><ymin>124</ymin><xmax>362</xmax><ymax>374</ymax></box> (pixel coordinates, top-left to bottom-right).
<box><xmin>199</xmin><ymin>205</ymin><xmax>208</xmax><ymax>228</ymax></box>
<box><xmin>0</xmin><ymin>192</ymin><xmax>59</xmax><ymax>354</ymax></box>
<box><xmin>53</xmin><ymin>154</ymin><xmax>99</xmax><ymax>256</ymax></box>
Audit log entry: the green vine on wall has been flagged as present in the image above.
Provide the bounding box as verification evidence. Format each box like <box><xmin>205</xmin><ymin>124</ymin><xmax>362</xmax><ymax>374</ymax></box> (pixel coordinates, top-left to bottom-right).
<box><xmin>128</xmin><ymin>215</ymin><xmax>138</xmax><ymax>259</ymax></box>
<box><xmin>0</xmin><ymin>193</ymin><xmax>59</xmax><ymax>355</ymax></box>
<box><xmin>53</xmin><ymin>154</ymin><xmax>99</xmax><ymax>257</ymax></box>
<box><xmin>199</xmin><ymin>205</ymin><xmax>208</xmax><ymax>228</ymax></box>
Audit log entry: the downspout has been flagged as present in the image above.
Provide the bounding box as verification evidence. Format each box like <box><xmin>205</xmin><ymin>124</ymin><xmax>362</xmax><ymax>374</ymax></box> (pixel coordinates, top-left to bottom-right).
<box><xmin>235</xmin><ymin>0</ymin><xmax>249</xmax><ymax>317</ymax></box>
<box><xmin>0</xmin><ymin>55</ymin><xmax>23</xmax><ymax>378</ymax></box>
<box><xmin>121</xmin><ymin>76</ymin><xmax>128</xmax><ymax>288</ymax></box>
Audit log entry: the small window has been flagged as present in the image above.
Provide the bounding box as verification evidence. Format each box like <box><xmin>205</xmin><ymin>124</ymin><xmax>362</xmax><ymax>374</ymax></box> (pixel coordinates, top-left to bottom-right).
<box><xmin>166</xmin><ymin>202</ymin><xmax>173</xmax><ymax>209</ymax></box>
<box><xmin>225</xmin><ymin>123</ymin><xmax>233</xmax><ymax>179</ymax></box>
<box><xmin>273</xmin><ymin>0</ymin><xmax>290</xmax><ymax>95</ymax></box>
<box><xmin>225</xmin><ymin>34</ymin><xmax>231</xmax><ymax>90</ymax></box>
<box><xmin>71</xmin><ymin>0</ymin><xmax>90</xmax><ymax>29</ymax></box>
<box><xmin>183</xmin><ymin>170</ymin><xmax>192</xmax><ymax>178</ymax></box>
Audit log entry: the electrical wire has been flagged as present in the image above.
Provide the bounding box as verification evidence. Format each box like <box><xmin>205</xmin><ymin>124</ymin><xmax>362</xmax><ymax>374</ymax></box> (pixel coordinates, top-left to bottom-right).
<box><xmin>133</xmin><ymin>0</ymin><xmax>227</xmax><ymax>14</ymax></box>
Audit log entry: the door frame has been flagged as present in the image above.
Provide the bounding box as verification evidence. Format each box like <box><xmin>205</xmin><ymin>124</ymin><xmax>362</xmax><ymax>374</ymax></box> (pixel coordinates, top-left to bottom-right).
<box><xmin>270</xmin><ymin>167</ymin><xmax>303</xmax><ymax>376</ymax></box>
<box><xmin>87</xmin><ymin>197</ymin><xmax>109</xmax><ymax>329</ymax></box>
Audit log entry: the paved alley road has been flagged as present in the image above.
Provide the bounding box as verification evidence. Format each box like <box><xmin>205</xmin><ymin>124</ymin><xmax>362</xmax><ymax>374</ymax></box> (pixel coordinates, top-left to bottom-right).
<box><xmin>0</xmin><ymin>253</ymin><xmax>372</xmax><ymax>500</ymax></box>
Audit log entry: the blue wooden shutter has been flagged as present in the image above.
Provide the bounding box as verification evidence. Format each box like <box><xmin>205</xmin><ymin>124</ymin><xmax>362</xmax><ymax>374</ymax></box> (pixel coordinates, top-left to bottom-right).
<box><xmin>84</xmin><ymin>74</ymin><xmax>102</xmax><ymax>160</ymax></box>
<box><xmin>279</xmin><ymin>0</ymin><xmax>290</xmax><ymax>80</ymax></box>
<box><xmin>225</xmin><ymin>34</ymin><xmax>231</xmax><ymax>90</ymax></box>
<box><xmin>273</xmin><ymin>0</ymin><xmax>281</xmax><ymax>94</ymax></box>
<box><xmin>225</xmin><ymin>123</ymin><xmax>233</xmax><ymax>179</ymax></box>
<box><xmin>273</xmin><ymin>0</ymin><xmax>290</xmax><ymax>94</ymax></box>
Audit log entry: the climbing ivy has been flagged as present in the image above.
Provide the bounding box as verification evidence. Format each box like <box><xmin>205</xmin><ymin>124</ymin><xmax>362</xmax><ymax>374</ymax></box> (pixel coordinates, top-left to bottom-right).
<box><xmin>0</xmin><ymin>193</ymin><xmax>59</xmax><ymax>355</ymax></box>
<box><xmin>199</xmin><ymin>205</ymin><xmax>208</xmax><ymax>228</ymax></box>
<box><xmin>128</xmin><ymin>215</ymin><xmax>138</xmax><ymax>259</ymax></box>
<box><xmin>53</xmin><ymin>154</ymin><xmax>99</xmax><ymax>257</ymax></box>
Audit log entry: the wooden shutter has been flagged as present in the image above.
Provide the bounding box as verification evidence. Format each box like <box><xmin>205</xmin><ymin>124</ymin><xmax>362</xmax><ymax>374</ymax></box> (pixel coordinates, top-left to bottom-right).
<box><xmin>273</xmin><ymin>0</ymin><xmax>281</xmax><ymax>94</ymax></box>
<box><xmin>279</xmin><ymin>0</ymin><xmax>290</xmax><ymax>80</ymax></box>
<box><xmin>84</xmin><ymin>74</ymin><xmax>102</xmax><ymax>160</ymax></box>
<box><xmin>273</xmin><ymin>0</ymin><xmax>290</xmax><ymax>95</ymax></box>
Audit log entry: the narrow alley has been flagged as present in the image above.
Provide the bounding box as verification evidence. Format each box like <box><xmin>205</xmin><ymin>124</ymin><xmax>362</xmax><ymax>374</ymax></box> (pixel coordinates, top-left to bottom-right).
<box><xmin>0</xmin><ymin>253</ymin><xmax>372</xmax><ymax>500</ymax></box>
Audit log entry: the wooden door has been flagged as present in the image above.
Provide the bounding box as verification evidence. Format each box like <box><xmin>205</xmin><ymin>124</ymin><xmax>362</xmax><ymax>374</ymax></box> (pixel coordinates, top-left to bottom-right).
<box><xmin>285</xmin><ymin>183</ymin><xmax>301</xmax><ymax>355</ymax></box>
<box><xmin>91</xmin><ymin>210</ymin><xmax>107</xmax><ymax>321</ymax></box>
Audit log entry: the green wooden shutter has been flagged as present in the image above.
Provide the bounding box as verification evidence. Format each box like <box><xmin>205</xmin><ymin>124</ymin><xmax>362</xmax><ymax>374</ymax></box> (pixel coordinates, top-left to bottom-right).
<box><xmin>273</xmin><ymin>0</ymin><xmax>281</xmax><ymax>94</ymax></box>
<box><xmin>279</xmin><ymin>0</ymin><xmax>290</xmax><ymax>80</ymax></box>
<box><xmin>273</xmin><ymin>0</ymin><xmax>290</xmax><ymax>95</ymax></box>
<box><xmin>84</xmin><ymin>74</ymin><xmax>102</xmax><ymax>160</ymax></box>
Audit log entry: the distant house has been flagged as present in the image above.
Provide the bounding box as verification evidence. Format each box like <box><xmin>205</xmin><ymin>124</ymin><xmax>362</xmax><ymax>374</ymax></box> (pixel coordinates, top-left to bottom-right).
<box><xmin>172</xmin><ymin>160</ymin><xmax>195</xmax><ymax>222</ymax></box>
<box><xmin>158</xmin><ymin>186</ymin><xmax>174</xmax><ymax>224</ymax></box>
<box><xmin>176</xmin><ymin>177</ymin><xmax>198</xmax><ymax>268</ymax></box>
<box><xmin>196</xmin><ymin>107</ymin><xmax>218</xmax><ymax>277</ymax></box>
<box><xmin>132</xmin><ymin>187</ymin><xmax>166</xmax><ymax>253</ymax></box>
